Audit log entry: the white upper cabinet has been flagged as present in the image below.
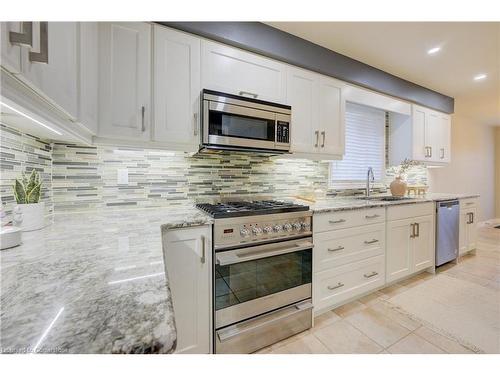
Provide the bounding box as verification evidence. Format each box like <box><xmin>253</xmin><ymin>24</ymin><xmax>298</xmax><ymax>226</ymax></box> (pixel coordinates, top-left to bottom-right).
<box><xmin>201</xmin><ymin>40</ymin><xmax>286</xmax><ymax>103</ymax></box>
<box><xmin>77</xmin><ymin>22</ymin><xmax>99</xmax><ymax>135</ymax></box>
<box><xmin>286</xmin><ymin>66</ymin><xmax>344</xmax><ymax>159</ymax></box>
<box><xmin>318</xmin><ymin>76</ymin><xmax>344</xmax><ymax>156</ymax></box>
<box><xmin>18</xmin><ymin>22</ymin><xmax>79</xmax><ymax>119</ymax></box>
<box><xmin>1</xmin><ymin>22</ymin><xmax>23</xmax><ymax>74</ymax></box>
<box><xmin>98</xmin><ymin>22</ymin><xmax>152</xmax><ymax>141</ymax></box>
<box><xmin>286</xmin><ymin>67</ymin><xmax>318</xmax><ymax>153</ymax></box>
<box><xmin>390</xmin><ymin>104</ymin><xmax>452</xmax><ymax>166</ymax></box>
<box><xmin>153</xmin><ymin>25</ymin><xmax>200</xmax><ymax>151</ymax></box>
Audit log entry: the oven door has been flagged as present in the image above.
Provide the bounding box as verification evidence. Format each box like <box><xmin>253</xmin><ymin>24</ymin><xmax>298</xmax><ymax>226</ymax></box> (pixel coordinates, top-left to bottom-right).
<box><xmin>203</xmin><ymin>100</ymin><xmax>278</xmax><ymax>150</ymax></box>
<box><xmin>214</xmin><ymin>237</ymin><xmax>313</xmax><ymax>329</ymax></box>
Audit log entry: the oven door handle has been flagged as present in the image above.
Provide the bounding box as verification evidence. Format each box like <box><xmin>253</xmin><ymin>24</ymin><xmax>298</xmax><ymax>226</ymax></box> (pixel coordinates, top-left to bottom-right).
<box><xmin>216</xmin><ymin>239</ymin><xmax>314</xmax><ymax>266</ymax></box>
<box><xmin>217</xmin><ymin>301</ymin><xmax>313</xmax><ymax>343</ymax></box>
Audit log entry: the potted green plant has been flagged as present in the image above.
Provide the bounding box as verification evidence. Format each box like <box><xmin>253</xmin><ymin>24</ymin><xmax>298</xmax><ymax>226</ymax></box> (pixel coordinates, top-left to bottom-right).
<box><xmin>12</xmin><ymin>170</ymin><xmax>45</xmax><ymax>231</ymax></box>
<box><xmin>390</xmin><ymin>159</ymin><xmax>421</xmax><ymax>197</ymax></box>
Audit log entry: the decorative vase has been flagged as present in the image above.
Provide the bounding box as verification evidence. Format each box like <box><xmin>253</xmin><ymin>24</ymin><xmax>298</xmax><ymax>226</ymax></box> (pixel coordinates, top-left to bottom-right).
<box><xmin>13</xmin><ymin>202</ymin><xmax>45</xmax><ymax>231</ymax></box>
<box><xmin>390</xmin><ymin>176</ymin><xmax>407</xmax><ymax>197</ymax></box>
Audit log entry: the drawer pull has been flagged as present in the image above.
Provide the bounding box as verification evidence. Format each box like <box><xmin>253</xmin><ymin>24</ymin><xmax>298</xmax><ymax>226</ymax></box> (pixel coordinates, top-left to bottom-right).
<box><xmin>365</xmin><ymin>214</ymin><xmax>380</xmax><ymax>219</ymax></box>
<box><xmin>364</xmin><ymin>271</ymin><xmax>378</xmax><ymax>279</ymax></box>
<box><xmin>328</xmin><ymin>246</ymin><xmax>344</xmax><ymax>252</ymax></box>
<box><xmin>329</xmin><ymin>219</ymin><xmax>346</xmax><ymax>224</ymax></box>
<box><xmin>465</xmin><ymin>202</ymin><xmax>475</xmax><ymax>206</ymax></box>
<box><xmin>364</xmin><ymin>239</ymin><xmax>379</xmax><ymax>244</ymax></box>
<box><xmin>327</xmin><ymin>282</ymin><xmax>344</xmax><ymax>290</ymax></box>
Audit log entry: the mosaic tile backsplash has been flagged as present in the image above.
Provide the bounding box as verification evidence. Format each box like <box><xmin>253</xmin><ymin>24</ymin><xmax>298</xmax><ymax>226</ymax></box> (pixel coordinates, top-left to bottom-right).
<box><xmin>0</xmin><ymin>124</ymin><xmax>53</xmax><ymax>223</ymax></box>
<box><xmin>0</xmin><ymin>123</ymin><xmax>428</xmax><ymax>215</ymax></box>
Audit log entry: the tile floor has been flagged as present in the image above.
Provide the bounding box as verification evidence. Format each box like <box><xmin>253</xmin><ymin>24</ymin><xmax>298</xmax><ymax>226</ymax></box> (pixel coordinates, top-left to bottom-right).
<box><xmin>255</xmin><ymin>221</ymin><xmax>500</xmax><ymax>354</ymax></box>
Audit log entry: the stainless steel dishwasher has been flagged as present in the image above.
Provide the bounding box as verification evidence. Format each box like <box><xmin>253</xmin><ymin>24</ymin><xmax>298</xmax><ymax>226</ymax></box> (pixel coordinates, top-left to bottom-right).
<box><xmin>435</xmin><ymin>200</ymin><xmax>460</xmax><ymax>266</ymax></box>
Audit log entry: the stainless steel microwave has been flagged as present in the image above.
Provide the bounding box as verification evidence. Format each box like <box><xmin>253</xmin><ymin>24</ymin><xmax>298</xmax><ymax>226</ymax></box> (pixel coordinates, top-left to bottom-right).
<box><xmin>201</xmin><ymin>89</ymin><xmax>291</xmax><ymax>153</ymax></box>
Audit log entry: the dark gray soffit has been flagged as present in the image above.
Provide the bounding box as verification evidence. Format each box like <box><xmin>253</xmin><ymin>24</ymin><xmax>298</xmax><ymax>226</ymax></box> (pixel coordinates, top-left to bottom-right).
<box><xmin>158</xmin><ymin>21</ymin><xmax>454</xmax><ymax>114</ymax></box>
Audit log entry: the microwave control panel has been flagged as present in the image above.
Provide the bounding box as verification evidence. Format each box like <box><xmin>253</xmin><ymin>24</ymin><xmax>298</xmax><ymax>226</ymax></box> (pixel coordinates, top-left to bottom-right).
<box><xmin>276</xmin><ymin>121</ymin><xmax>290</xmax><ymax>144</ymax></box>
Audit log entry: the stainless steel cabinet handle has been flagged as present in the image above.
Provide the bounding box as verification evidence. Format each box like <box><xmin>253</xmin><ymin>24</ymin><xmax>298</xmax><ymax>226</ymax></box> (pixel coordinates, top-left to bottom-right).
<box><xmin>141</xmin><ymin>106</ymin><xmax>146</xmax><ymax>132</ymax></box>
<box><xmin>193</xmin><ymin>112</ymin><xmax>199</xmax><ymax>136</ymax></box>
<box><xmin>440</xmin><ymin>148</ymin><xmax>445</xmax><ymax>159</ymax></box>
<box><xmin>365</xmin><ymin>214</ymin><xmax>380</xmax><ymax>219</ymax></box>
<box><xmin>410</xmin><ymin>223</ymin><xmax>415</xmax><ymax>238</ymax></box>
<box><xmin>363</xmin><ymin>271</ymin><xmax>378</xmax><ymax>278</ymax></box>
<box><xmin>29</xmin><ymin>22</ymin><xmax>48</xmax><ymax>63</ymax></box>
<box><xmin>364</xmin><ymin>239</ymin><xmax>379</xmax><ymax>244</ymax></box>
<box><xmin>200</xmin><ymin>235</ymin><xmax>206</xmax><ymax>264</ymax></box>
<box><xmin>314</xmin><ymin>130</ymin><xmax>319</xmax><ymax>147</ymax></box>
<box><xmin>9</xmin><ymin>22</ymin><xmax>33</xmax><ymax>46</ymax></box>
<box><xmin>470</xmin><ymin>212</ymin><xmax>474</xmax><ymax>224</ymax></box>
<box><xmin>327</xmin><ymin>282</ymin><xmax>344</xmax><ymax>291</ymax></box>
<box><xmin>328</xmin><ymin>246</ymin><xmax>344</xmax><ymax>252</ymax></box>
<box><xmin>415</xmin><ymin>222</ymin><xmax>420</xmax><ymax>237</ymax></box>
<box><xmin>321</xmin><ymin>131</ymin><xmax>325</xmax><ymax>148</ymax></box>
<box><xmin>429</xmin><ymin>147</ymin><xmax>432</xmax><ymax>158</ymax></box>
<box><xmin>424</xmin><ymin>147</ymin><xmax>429</xmax><ymax>157</ymax></box>
<box><xmin>238</xmin><ymin>91</ymin><xmax>258</xmax><ymax>98</ymax></box>
<box><xmin>328</xmin><ymin>219</ymin><xmax>346</xmax><ymax>224</ymax></box>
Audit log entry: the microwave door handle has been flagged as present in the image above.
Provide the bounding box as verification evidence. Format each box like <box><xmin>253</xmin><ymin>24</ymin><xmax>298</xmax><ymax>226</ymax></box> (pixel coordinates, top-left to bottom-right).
<box><xmin>216</xmin><ymin>240</ymin><xmax>314</xmax><ymax>266</ymax></box>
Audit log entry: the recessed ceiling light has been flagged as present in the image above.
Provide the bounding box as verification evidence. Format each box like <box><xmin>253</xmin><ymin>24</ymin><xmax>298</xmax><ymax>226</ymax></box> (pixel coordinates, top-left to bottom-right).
<box><xmin>427</xmin><ymin>47</ymin><xmax>441</xmax><ymax>55</ymax></box>
<box><xmin>0</xmin><ymin>101</ymin><xmax>63</xmax><ymax>135</ymax></box>
<box><xmin>473</xmin><ymin>73</ymin><xmax>487</xmax><ymax>81</ymax></box>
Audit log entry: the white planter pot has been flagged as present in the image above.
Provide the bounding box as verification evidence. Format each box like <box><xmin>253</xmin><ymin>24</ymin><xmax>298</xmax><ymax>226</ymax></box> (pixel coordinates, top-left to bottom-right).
<box><xmin>13</xmin><ymin>202</ymin><xmax>45</xmax><ymax>231</ymax></box>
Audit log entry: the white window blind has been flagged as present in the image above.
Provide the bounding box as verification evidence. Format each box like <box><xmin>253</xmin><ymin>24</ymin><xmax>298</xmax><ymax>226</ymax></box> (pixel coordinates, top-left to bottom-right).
<box><xmin>331</xmin><ymin>102</ymin><xmax>385</xmax><ymax>186</ymax></box>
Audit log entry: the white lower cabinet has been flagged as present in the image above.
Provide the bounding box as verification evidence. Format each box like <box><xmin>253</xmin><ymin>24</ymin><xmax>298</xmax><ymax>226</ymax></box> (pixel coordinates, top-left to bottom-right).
<box><xmin>314</xmin><ymin>255</ymin><xmax>385</xmax><ymax>312</ymax></box>
<box><xmin>459</xmin><ymin>199</ymin><xmax>478</xmax><ymax>255</ymax></box>
<box><xmin>313</xmin><ymin>208</ymin><xmax>386</xmax><ymax>314</ymax></box>
<box><xmin>386</xmin><ymin>204</ymin><xmax>434</xmax><ymax>283</ymax></box>
<box><xmin>163</xmin><ymin>225</ymin><xmax>212</xmax><ymax>354</ymax></box>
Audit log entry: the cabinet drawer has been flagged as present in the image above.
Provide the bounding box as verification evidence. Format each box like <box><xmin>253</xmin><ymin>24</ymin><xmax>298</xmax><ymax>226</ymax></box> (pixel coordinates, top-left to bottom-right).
<box><xmin>314</xmin><ymin>223</ymin><xmax>385</xmax><ymax>272</ymax></box>
<box><xmin>460</xmin><ymin>198</ymin><xmax>478</xmax><ymax>209</ymax></box>
<box><xmin>313</xmin><ymin>255</ymin><xmax>385</xmax><ymax>312</ymax></box>
<box><xmin>386</xmin><ymin>202</ymin><xmax>434</xmax><ymax>221</ymax></box>
<box><xmin>314</xmin><ymin>208</ymin><xmax>385</xmax><ymax>233</ymax></box>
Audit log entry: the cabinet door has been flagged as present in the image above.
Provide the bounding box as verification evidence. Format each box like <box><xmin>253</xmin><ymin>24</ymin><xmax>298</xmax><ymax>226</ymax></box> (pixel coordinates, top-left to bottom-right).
<box><xmin>99</xmin><ymin>22</ymin><xmax>151</xmax><ymax>141</ymax></box>
<box><xmin>163</xmin><ymin>226</ymin><xmax>211</xmax><ymax>354</ymax></box>
<box><xmin>466</xmin><ymin>207</ymin><xmax>478</xmax><ymax>251</ymax></box>
<box><xmin>386</xmin><ymin>218</ymin><xmax>414</xmax><ymax>283</ymax></box>
<box><xmin>78</xmin><ymin>22</ymin><xmax>99</xmax><ymax>134</ymax></box>
<box><xmin>412</xmin><ymin>105</ymin><xmax>427</xmax><ymax>161</ymax></box>
<box><xmin>286</xmin><ymin>67</ymin><xmax>318</xmax><ymax>153</ymax></box>
<box><xmin>412</xmin><ymin>215</ymin><xmax>434</xmax><ymax>272</ymax></box>
<box><xmin>459</xmin><ymin>209</ymin><xmax>469</xmax><ymax>255</ymax></box>
<box><xmin>1</xmin><ymin>22</ymin><xmax>22</xmax><ymax>73</ymax></box>
<box><xmin>425</xmin><ymin>110</ymin><xmax>440</xmax><ymax>162</ymax></box>
<box><xmin>153</xmin><ymin>26</ymin><xmax>200</xmax><ymax>150</ymax></box>
<box><xmin>318</xmin><ymin>76</ymin><xmax>344</xmax><ymax>156</ymax></box>
<box><xmin>438</xmin><ymin>114</ymin><xmax>451</xmax><ymax>163</ymax></box>
<box><xmin>20</xmin><ymin>22</ymin><xmax>78</xmax><ymax>119</ymax></box>
<box><xmin>201</xmin><ymin>40</ymin><xmax>286</xmax><ymax>103</ymax></box>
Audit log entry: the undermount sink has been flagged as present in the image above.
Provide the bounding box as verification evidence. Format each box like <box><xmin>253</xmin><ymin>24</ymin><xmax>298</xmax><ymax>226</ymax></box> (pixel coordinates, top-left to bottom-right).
<box><xmin>355</xmin><ymin>196</ymin><xmax>414</xmax><ymax>201</ymax></box>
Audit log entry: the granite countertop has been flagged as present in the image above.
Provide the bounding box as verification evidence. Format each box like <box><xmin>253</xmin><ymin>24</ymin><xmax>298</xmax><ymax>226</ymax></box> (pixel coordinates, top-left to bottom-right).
<box><xmin>0</xmin><ymin>206</ymin><xmax>212</xmax><ymax>354</ymax></box>
<box><xmin>302</xmin><ymin>193</ymin><xmax>480</xmax><ymax>214</ymax></box>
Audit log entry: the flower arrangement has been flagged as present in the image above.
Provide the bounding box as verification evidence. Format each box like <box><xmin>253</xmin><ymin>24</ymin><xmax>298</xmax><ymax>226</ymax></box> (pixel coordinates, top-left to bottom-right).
<box><xmin>396</xmin><ymin>158</ymin><xmax>421</xmax><ymax>178</ymax></box>
<box><xmin>13</xmin><ymin>170</ymin><xmax>42</xmax><ymax>204</ymax></box>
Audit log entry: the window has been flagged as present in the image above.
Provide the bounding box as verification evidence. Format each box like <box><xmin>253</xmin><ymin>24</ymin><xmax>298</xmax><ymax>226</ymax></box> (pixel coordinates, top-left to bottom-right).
<box><xmin>330</xmin><ymin>102</ymin><xmax>386</xmax><ymax>187</ymax></box>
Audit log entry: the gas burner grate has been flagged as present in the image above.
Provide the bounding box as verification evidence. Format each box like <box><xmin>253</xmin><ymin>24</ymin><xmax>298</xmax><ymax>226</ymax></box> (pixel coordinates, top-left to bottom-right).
<box><xmin>196</xmin><ymin>200</ymin><xmax>309</xmax><ymax>219</ymax></box>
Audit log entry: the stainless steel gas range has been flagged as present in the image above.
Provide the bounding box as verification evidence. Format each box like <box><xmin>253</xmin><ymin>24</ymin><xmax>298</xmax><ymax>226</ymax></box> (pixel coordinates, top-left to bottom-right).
<box><xmin>196</xmin><ymin>200</ymin><xmax>313</xmax><ymax>354</ymax></box>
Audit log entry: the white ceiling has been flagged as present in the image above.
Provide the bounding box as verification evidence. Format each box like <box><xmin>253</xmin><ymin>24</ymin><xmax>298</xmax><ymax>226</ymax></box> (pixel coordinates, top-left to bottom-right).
<box><xmin>266</xmin><ymin>22</ymin><xmax>500</xmax><ymax>126</ymax></box>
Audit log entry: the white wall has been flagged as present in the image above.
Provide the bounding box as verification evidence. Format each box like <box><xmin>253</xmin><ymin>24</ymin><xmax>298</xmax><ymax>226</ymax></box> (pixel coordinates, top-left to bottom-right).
<box><xmin>428</xmin><ymin>104</ymin><xmax>497</xmax><ymax>221</ymax></box>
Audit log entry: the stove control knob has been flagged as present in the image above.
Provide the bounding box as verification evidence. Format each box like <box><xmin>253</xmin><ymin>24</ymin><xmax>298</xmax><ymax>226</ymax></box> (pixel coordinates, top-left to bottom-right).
<box><xmin>252</xmin><ymin>227</ymin><xmax>263</xmax><ymax>236</ymax></box>
<box><xmin>293</xmin><ymin>223</ymin><xmax>302</xmax><ymax>230</ymax></box>
<box><xmin>301</xmin><ymin>222</ymin><xmax>311</xmax><ymax>230</ymax></box>
<box><xmin>263</xmin><ymin>226</ymin><xmax>273</xmax><ymax>234</ymax></box>
<box><xmin>283</xmin><ymin>223</ymin><xmax>293</xmax><ymax>232</ymax></box>
<box><xmin>240</xmin><ymin>228</ymin><xmax>251</xmax><ymax>237</ymax></box>
<box><xmin>273</xmin><ymin>225</ymin><xmax>283</xmax><ymax>232</ymax></box>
